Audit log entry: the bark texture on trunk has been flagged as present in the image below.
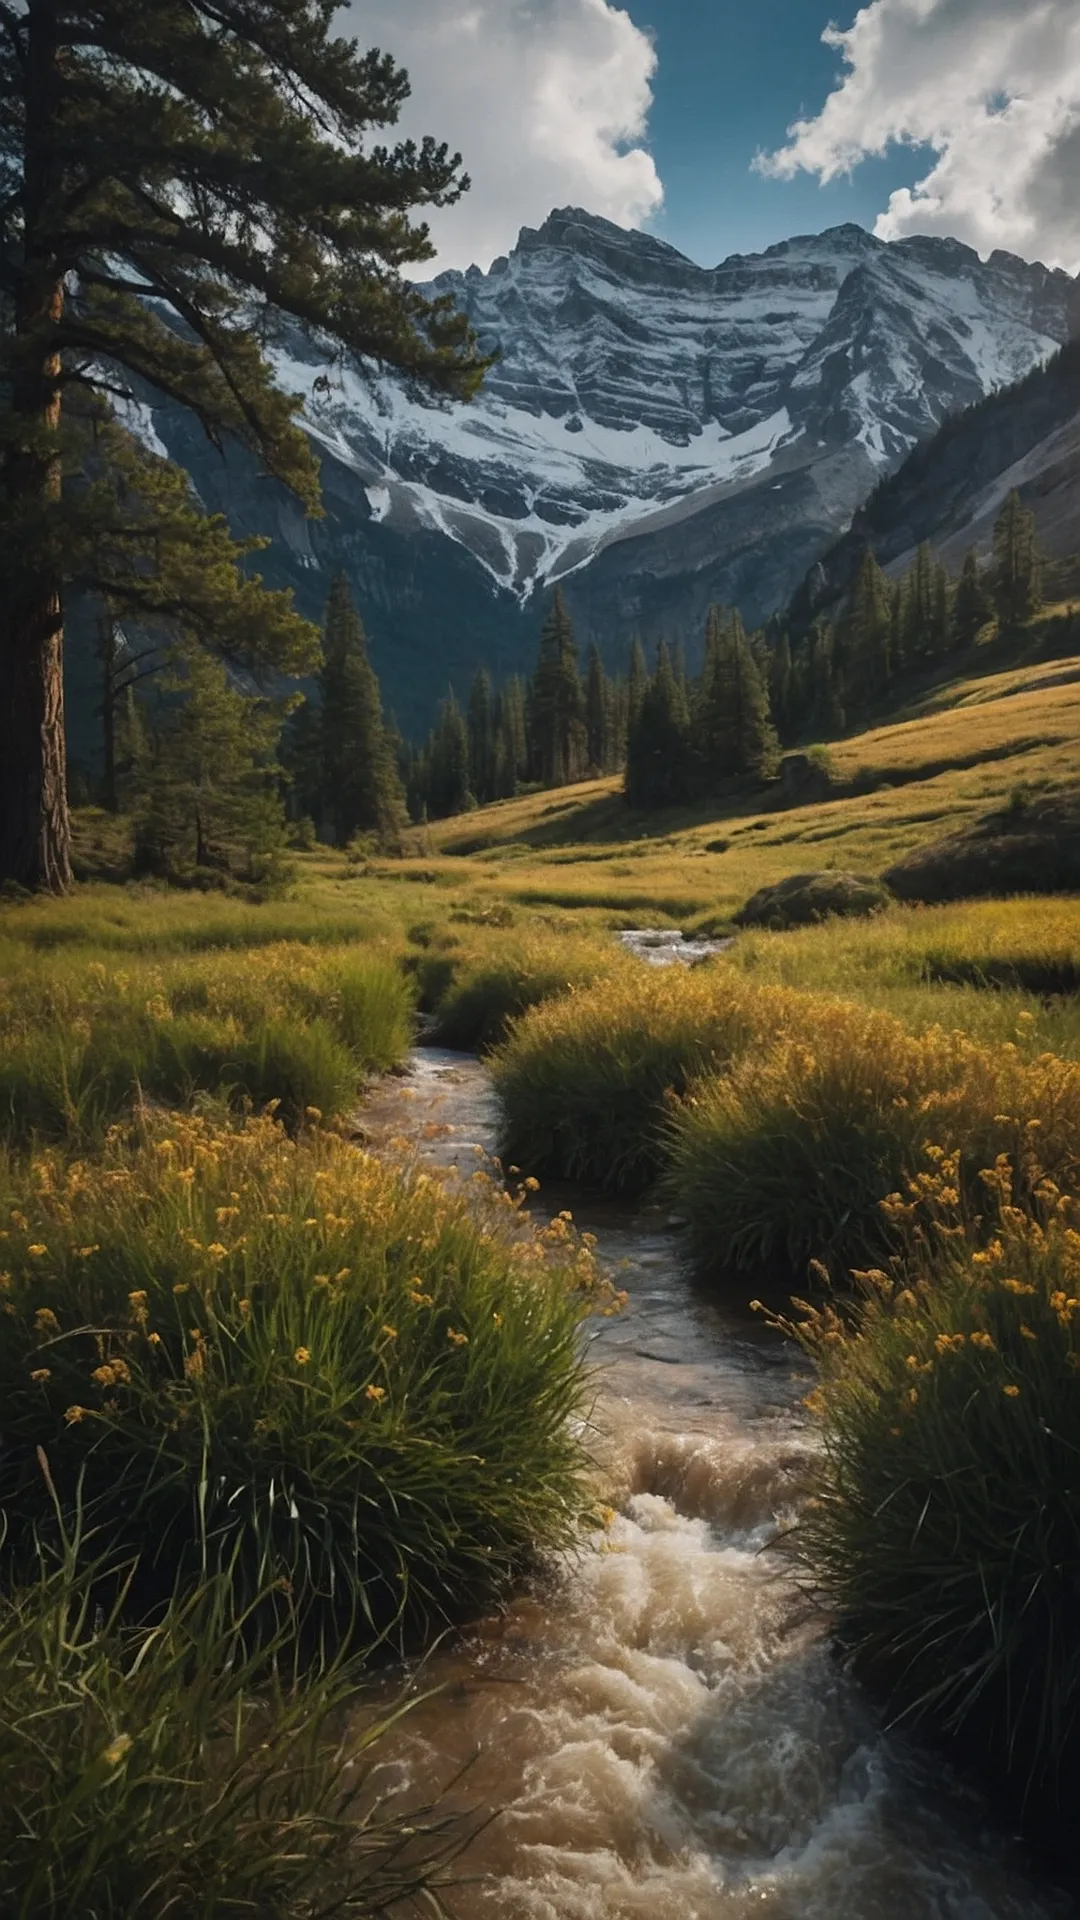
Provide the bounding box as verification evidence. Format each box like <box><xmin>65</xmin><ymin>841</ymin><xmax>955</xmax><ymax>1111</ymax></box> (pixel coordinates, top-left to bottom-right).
<box><xmin>0</xmin><ymin>603</ymin><xmax>72</xmax><ymax>890</ymax></box>
<box><xmin>0</xmin><ymin>0</ymin><xmax>72</xmax><ymax>891</ymax></box>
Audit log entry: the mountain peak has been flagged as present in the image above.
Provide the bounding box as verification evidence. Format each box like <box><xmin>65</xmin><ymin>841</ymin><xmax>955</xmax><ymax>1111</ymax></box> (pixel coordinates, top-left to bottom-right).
<box><xmin>513</xmin><ymin>205</ymin><xmax>692</xmax><ymax>270</ymax></box>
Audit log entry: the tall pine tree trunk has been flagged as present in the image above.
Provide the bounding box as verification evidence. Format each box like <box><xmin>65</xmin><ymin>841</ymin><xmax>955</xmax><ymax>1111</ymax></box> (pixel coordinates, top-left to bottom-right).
<box><xmin>95</xmin><ymin>608</ymin><xmax>123</xmax><ymax>813</ymax></box>
<box><xmin>0</xmin><ymin>0</ymin><xmax>72</xmax><ymax>892</ymax></box>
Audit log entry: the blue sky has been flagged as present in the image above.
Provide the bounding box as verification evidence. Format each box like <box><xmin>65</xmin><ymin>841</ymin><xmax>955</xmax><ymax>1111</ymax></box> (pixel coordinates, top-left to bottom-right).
<box><xmin>359</xmin><ymin>2</ymin><xmax>1080</xmax><ymax>278</ymax></box>
<box><xmin>624</xmin><ymin>0</ymin><xmax>928</xmax><ymax>265</ymax></box>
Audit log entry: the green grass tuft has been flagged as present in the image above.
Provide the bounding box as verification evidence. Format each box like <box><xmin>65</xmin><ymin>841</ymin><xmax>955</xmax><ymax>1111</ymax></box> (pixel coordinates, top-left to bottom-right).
<box><xmin>0</xmin><ymin>1111</ymin><xmax>603</xmax><ymax>1639</ymax></box>
<box><xmin>788</xmin><ymin>1163</ymin><xmax>1080</xmax><ymax>1834</ymax></box>
<box><xmin>1</xmin><ymin>1543</ymin><xmax>467</xmax><ymax>1920</ymax></box>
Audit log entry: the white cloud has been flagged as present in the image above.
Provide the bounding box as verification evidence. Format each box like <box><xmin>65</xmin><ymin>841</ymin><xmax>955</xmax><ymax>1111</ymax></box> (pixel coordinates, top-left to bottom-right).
<box><xmin>346</xmin><ymin>0</ymin><xmax>663</xmax><ymax>273</ymax></box>
<box><xmin>759</xmin><ymin>0</ymin><xmax>1080</xmax><ymax>271</ymax></box>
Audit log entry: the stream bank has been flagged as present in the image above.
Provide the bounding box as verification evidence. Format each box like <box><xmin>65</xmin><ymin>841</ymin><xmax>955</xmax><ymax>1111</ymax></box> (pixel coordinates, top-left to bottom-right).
<box><xmin>355</xmin><ymin>1049</ymin><xmax>1067</xmax><ymax>1920</ymax></box>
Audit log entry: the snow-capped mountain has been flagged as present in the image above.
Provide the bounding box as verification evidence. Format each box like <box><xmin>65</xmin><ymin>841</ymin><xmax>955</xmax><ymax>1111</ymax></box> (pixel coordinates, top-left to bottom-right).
<box><xmin>131</xmin><ymin>209</ymin><xmax>1079</xmax><ymax>733</ymax></box>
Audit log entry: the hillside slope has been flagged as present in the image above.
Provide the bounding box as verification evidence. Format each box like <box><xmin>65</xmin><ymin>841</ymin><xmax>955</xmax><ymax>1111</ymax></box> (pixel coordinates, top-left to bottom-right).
<box><xmin>794</xmin><ymin>341</ymin><xmax>1080</xmax><ymax>625</ymax></box>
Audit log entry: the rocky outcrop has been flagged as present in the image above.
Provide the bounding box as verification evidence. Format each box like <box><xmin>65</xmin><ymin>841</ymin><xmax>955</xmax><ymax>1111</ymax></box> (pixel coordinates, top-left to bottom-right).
<box><xmin>734</xmin><ymin>871</ymin><xmax>891</xmax><ymax>929</ymax></box>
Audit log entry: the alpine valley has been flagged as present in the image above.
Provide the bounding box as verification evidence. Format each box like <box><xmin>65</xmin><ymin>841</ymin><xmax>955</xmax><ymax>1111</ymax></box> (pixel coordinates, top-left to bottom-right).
<box><xmin>119</xmin><ymin>208</ymin><xmax>1080</xmax><ymax>735</ymax></box>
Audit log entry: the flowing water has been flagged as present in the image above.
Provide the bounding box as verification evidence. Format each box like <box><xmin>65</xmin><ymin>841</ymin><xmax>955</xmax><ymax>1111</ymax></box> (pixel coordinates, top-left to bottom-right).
<box><xmin>358</xmin><ymin>1050</ymin><xmax>1068</xmax><ymax>1920</ymax></box>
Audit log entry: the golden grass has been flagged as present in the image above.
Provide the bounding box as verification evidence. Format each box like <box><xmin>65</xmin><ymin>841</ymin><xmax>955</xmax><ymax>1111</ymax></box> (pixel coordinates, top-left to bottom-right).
<box><xmin>385</xmin><ymin>653</ymin><xmax>1080</xmax><ymax>930</ymax></box>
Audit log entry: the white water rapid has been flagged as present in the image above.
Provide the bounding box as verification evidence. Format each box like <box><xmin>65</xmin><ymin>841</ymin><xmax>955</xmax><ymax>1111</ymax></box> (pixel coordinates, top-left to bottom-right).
<box><xmin>356</xmin><ymin>1050</ymin><xmax>1068</xmax><ymax>1920</ymax></box>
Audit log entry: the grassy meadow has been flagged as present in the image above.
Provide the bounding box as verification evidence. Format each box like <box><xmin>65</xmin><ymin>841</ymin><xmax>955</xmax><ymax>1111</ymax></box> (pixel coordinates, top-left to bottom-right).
<box><xmin>2</xmin><ymin>633</ymin><xmax>1080</xmax><ymax>1895</ymax></box>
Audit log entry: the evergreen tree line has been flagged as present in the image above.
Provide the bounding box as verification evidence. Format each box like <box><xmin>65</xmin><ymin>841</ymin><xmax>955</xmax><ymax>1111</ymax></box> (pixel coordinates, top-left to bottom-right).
<box><xmin>107</xmin><ymin>488</ymin><xmax>1047</xmax><ymax>862</ymax></box>
<box><xmin>403</xmin><ymin>589</ymin><xmax>629</xmax><ymax>820</ymax></box>
<box><xmin>770</xmin><ymin>491</ymin><xmax>1042</xmax><ymax>742</ymax></box>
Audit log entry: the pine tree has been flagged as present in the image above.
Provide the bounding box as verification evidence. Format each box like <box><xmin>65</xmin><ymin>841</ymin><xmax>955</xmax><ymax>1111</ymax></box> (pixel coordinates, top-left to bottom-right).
<box><xmin>841</xmin><ymin>548</ymin><xmax>892</xmax><ymax>709</ymax></box>
<box><xmin>992</xmin><ymin>491</ymin><xmax>1042</xmax><ymax>629</ymax></box>
<box><xmin>529</xmin><ymin>589</ymin><xmax>586</xmax><ymax>788</ymax></box>
<box><xmin>768</xmin><ymin>630</ymin><xmax>795</xmax><ymax>745</ymax></box>
<box><xmin>694</xmin><ymin>607</ymin><xmax>778</xmax><ymax>790</ymax></box>
<box><xmin>467</xmin><ymin>668</ymin><xmax>496</xmax><ymax>805</ymax></box>
<box><xmin>888</xmin><ymin>579</ymin><xmax>906</xmax><ymax>678</ymax></box>
<box><xmin>903</xmin><ymin>542</ymin><xmax>937</xmax><ymax>660</ymax></box>
<box><xmin>625</xmin><ymin>643</ymin><xmax>693</xmax><ymax>809</ymax></box>
<box><xmin>585</xmin><ymin>644</ymin><xmax>609</xmax><ymax>773</ymax></box>
<box><xmin>932</xmin><ymin>562</ymin><xmax>952</xmax><ymax>657</ymax></box>
<box><xmin>282</xmin><ymin>697</ymin><xmax>324</xmax><ymax>831</ymax></box>
<box><xmin>806</xmin><ymin>621</ymin><xmax>845</xmax><ymax>738</ymax></box>
<box><xmin>319</xmin><ymin>574</ymin><xmax>406</xmax><ymax>848</ymax></box>
<box><xmin>493</xmin><ymin>678</ymin><xmax>528</xmax><ymax>798</ymax></box>
<box><xmin>133</xmin><ymin>647</ymin><xmax>289</xmax><ymax>880</ymax></box>
<box><xmin>1</xmin><ymin>1</ymin><xmax>487</xmax><ymax>890</ymax></box>
<box><xmin>952</xmin><ymin>548</ymin><xmax>992</xmax><ymax>650</ymax></box>
<box><xmin>626</xmin><ymin>638</ymin><xmax>647</xmax><ymax>744</ymax></box>
<box><xmin>607</xmin><ymin>673</ymin><xmax>629</xmax><ymax>773</ymax></box>
<box><xmin>426</xmin><ymin>691</ymin><xmax>473</xmax><ymax>818</ymax></box>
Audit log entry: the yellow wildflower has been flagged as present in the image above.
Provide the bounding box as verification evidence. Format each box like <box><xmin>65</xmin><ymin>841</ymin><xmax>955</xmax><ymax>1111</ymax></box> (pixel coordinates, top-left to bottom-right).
<box><xmin>102</xmin><ymin>1734</ymin><xmax>133</xmax><ymax>1768</ymax></box>
<box><xmin>294</xmin><ymin>1346</ymin><xmax>311</xmax><ymax>1366</ymax></box>
<box><xmin>34</xmin><ymin>1307</ymin><xmax>60</xmax><ymax>1336</ymax></box>
<box><xmin>76</xmin><ymin>1245</ymin><xmax>100</xmax><ymax>1259</ymax></box>
<box><xmin>206</xmin><ymin>1243</ymin><xmax>228</xmax><ymax>1260</ymax></box>
<box><xmin>969</xmin><ymin>1331</ymin><xmax>995</xmax><ymax>1351</ymax></box>
<box><xmin>92</xmin><ymin>1360</ymin><xmax>131</xmax><ymax>1388</ymax></box>
<box><xmin>523</xmin><ymin>1177</ymin><xmax>540</xmax><ymax>1193</ymax></box>
<box><xmin>380</xmin><ymin>1324</ymin><xmax>398</xmax><ymax>1340</ymax></box>
<box><xmin>64</xmin><ymin>1405</ymin><xmax>88</xmax><ymax>1424</ymax></box>
<box><xmin>1003</xmin><ymin>1384</ymin><xmax>1021</xmax><ymax>1398</ymax></box>
<box><xmin>447</xmin><ymin>1328</ymin><xmax>469</xmax><ymax>1347</ymax></box>
<box><xmin>30</xmin><ymin>1368</ymin><xmax>51</xmax><ymax>1383</ymax></box>
<box><xmin>27</xmin><ymin>1244</ymin><xmax>47</xmax><ymax>1259</ymax></box>
<box><xmin>238</xmin><ymin>1299</ymin><xmax>252</xmax><ymax>1317</ymax></box>
<box><xmin>148</xmin><ymin>1331</ymin><xmax>162</xmax><ymax>1347</ymax></box>
<box><xmin>365</xmin><ymin>1383</ymin><xmax>386</xmax><ymax>1402</ymax></box>
<box><xmin>1020</xmin><ymin>1325</ymin><xmax>1037</xmax><ymax>1341</ymax></box>
<box><xmin>172</xmin><ymin>1282</ymin><xmax>190</xmax><ymax>1295</ymax></box>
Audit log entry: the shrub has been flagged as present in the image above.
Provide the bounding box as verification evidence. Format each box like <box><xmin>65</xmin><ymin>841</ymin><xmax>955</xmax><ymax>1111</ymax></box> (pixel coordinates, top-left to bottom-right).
<box><xmin>666</xmin><ymin>1011</ymin><xmax>1080</xmax><ymax>1281</ymax></box>
<box><xmin>0</xmin><ymin>1114</ymin><xmax>603</xmax><ymax>1637</ymax></box>
<box><xmin>428</xmin><ymin>933</ymin><xmax>620</xmax><ymax>1053</ymax></box>
<box><xmin>665</xmin><ymin>1009</ymin><xmax>938</xmax><ymax>1279</ymax></box>
<box><xmin>492</xmin><ymin>967</ymin><xmax>798</xmax><ymax>1194</ymax></box>
<box><xmin>786</xmin><ymin>1159</ymin><xmax>1080</xmax><ymax>1841</ymax></box>
<box><xmin>1</xmin><ymin>1546</ymin><xmax>466</xmax><ymax>1919</ymax></box>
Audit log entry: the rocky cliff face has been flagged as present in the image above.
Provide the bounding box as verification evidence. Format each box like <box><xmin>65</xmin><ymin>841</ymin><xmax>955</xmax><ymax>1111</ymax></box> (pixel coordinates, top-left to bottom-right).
<box><xmin>135</xmin><ymin>209</ymin><xmax>1080</xmax><ymax>731</ymax></box>
<box><xmin>790</xmin><ymin>338</ymin><xmax>1080</xmax><ymax>627</ymax></box>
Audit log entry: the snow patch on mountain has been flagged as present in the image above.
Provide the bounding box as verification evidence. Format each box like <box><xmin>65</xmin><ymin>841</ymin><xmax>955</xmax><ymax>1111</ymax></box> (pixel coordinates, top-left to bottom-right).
<box><xmin>257</xmin><ymin>211</ymin><xmax>1077</xmax><ymax>605</ymax></box>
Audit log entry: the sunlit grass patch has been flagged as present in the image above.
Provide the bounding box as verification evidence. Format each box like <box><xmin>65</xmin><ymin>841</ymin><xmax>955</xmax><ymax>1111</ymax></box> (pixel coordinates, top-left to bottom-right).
<box><xmin>491</xmin><ymin>966</ymin><xmax>801</xmax><ymax>1194</ymax></box>
<box><xmin>425</xmin><ymin>930</ymin><xmax>625</xmax><ymax>1052</ymax></box>
<box><xmin>0</xmin><ymin>1112</ymin><xmax>603</xmax><ymax>1637</ymax></box>
<box><xmin>666</xmin><ymin>1012</ymin><xmax>1080</xmax><ymax>1281</ymax></box>
<box><xmin>0</xmin><ymin>945</ymin><xmax>415</xmax><ymax>1143</ymax></box>
<box><xmin>720</xmin><ymin>898</ymin><xmax>1080</xmax><ymax>1055</ymax></box>
<box><xmin>787</xmin><ymin>1159</ymin><xmax>1080</xmax><ymax>1835</ymax></box>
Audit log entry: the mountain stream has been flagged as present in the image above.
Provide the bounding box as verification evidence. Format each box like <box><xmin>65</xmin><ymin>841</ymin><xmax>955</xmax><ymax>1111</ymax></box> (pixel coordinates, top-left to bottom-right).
<box><xmin>356</xmin><ymin>1048</ymin><xmax>1067</xmax><ymax>1920</ymax></box>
